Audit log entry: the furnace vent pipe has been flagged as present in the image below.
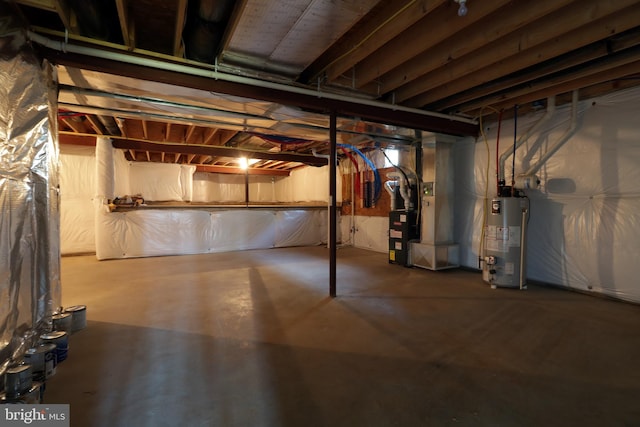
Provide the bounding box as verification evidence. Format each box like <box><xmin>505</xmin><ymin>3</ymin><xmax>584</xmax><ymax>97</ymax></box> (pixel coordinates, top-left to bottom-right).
<box><xmin>499</xmin><ymin>96</ymin><xmax>555</xmax><ymax>182</ymax></box>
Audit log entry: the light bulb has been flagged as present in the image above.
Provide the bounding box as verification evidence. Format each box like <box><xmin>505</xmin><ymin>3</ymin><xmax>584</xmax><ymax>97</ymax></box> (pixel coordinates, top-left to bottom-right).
<box><xmin>457</xmin><ymin>0</ymin><xmax>467</xmax><ymax>16</ymax></box>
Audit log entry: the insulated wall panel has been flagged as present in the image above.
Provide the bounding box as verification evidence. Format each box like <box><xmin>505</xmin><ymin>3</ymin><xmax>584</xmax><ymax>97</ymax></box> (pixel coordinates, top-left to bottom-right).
<box><xmin>454</xmin><ymin>86</ymin><xmax>640</xmax><ymax>302</ymax></box>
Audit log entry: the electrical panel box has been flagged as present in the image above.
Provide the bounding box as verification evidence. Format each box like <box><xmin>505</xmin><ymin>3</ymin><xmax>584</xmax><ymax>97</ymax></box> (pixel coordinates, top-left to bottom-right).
<box><xmin>388</xmin><ymin>210</ymin><xmax>418</xmax><ymax>266</ymax></box>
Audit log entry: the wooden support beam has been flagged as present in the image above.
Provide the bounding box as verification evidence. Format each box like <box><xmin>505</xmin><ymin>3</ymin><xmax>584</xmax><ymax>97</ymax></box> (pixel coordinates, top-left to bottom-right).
<box><xmin>165</xmin><ymin>122</ymin><xmax>172</xmax><ymax>141</ymax></box>
<box><xmin>59</xmin><ymin>133</ymin><xmax>96</xmax><ymax>146</ymax></box>
<box><xmin>187</xmin><ymin>154</ymin><xmax>196</xmax><ymax>164</ymax></box>
<box><xmin>173</xmin><ymin>0</ymin><xmax>188</xmax><ymax>57</ymax></box>
<box><xmin>185</xmin><ymin>125</ymin><xmax>197</xmax><ymax>143</ymax></box>
<box><xmin>128</xmin><ymin>149</ymin><xmax>136</xmax><ymax>160</ymax></box>
<box><xmin>145</xmin><ymin>151</ymin><xmax>151</xmax><ymax>162</ymax></box>
<box><xmin>141</xmin><ymin>119</ymin><xmax>148</xmax><ymax>139</ymax></box>
<box><xmin>196</xmin><ymin>165</ymin><xmax>290</xmax><ymax>176</ymax></box>
<box><xmin>174</xmin><ymin>153</ymin><xmax>180</xmax><ymax>163</ymax></box>
<box><xmin>115</xmin><ymin>0</ymin><xmax>135</xmax><ymax>49</ymax></box>
<box><xmin>60</xmin><ymin>116</ymin><xmax>87</xmax><ymax>133</ymax></box>
<box><xmin>53</xmin><ymin>0</ymin><xmax>79</xmax><ymax>34</ymax></box>
<box><xmin>203</xmin><ymin>128</ymin><xmax>219</xmax><ymax>145</ymax></box>
<box><xmin>115</xmin><ymin>117</ymin><xmax>127</xmax><ymax>137</ymax></box>
<box><xmin>84</xmin><ymin>114</ymin><xmax>105</xmax><ymax>134</ymax></box>
<box><xmin>110</xmin><ymin>139</ymin><xmax>328</xmax><ymax>166</ymax></box>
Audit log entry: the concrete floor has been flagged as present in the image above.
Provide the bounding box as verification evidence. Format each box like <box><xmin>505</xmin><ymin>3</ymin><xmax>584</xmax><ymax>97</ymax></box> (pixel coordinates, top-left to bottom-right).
<box><xmin>46</xmin><ymin>246</ymin><xmax>640</xmax><ymax>427</ymax></box>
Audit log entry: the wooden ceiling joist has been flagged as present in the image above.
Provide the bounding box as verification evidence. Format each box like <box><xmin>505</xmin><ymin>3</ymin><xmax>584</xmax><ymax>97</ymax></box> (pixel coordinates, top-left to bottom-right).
<box><xmin>110</xmin><ymin>139</ymin><xmax>328</xmax><ymax>166</ymax></box>
<box><xmin>173</xmin><ymin>0</ymin><xmax>188</xmax><ymax>57</ymax></box>
<box><xmin>378</xmin><ymin>0</ymin><xmax>576</xmax><ymax>97</ymax></box>
<box><xmin>196</xmin><ymin>165</ymin><xmax>290</xmax><ymax>176</ymax></box>
<box><xmin>403</xmin><ymin>0</ymin><xmax>640</xmax><ymax>108</ymax></box>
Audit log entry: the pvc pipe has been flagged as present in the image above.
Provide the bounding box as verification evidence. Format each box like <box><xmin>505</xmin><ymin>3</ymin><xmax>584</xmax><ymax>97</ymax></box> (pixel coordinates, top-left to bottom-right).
<box><xmin>499</xmin><ymin>96</ymin><xmax>555</xmax><ymax>182</ymax></box>
<box><xmin>26</xmin><ymin>31</ymin><xmax>477</xmax><ymax>126</ymax></box>
<box><xmin>523</xmin><ymin>90</ymin><xmax>579</xmax><ymax>177</ymax></box>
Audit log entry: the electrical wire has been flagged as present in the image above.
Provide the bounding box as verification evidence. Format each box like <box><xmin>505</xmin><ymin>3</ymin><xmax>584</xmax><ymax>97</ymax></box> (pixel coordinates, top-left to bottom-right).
<box><xmin>338</xmin><ymin>143</ymin><xmax>381</xmax><ymax>203</ymax></box>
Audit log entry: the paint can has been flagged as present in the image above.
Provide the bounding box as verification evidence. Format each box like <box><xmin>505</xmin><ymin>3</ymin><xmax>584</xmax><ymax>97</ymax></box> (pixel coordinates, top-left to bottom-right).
<box><xmin>52</xmin><ymin>312</ymin><xmax>73</xmax><ymax>334</ymax></box>
<box><xmin>1</xmin><ymin>382</ymin><xmax>43</xmax><ymax>404</ymax></box>
<box><xmin>40</xmin><ymin>331</ymin><xmax>69</xmax><ymax>363</ymax></box>
<box><xmin>64</xmin><ymin>305</ymin><xmax>87</xmax><ymax>332</ymax></box>
<box><xmin>24</xmin><ymin>343</ymin><xmax>57</xmax><ymax>381</ymax></box>
<box><xmin>4</xmin><ymin>365</ymin><xmax>33</xmax><ymax>398</ymax></box>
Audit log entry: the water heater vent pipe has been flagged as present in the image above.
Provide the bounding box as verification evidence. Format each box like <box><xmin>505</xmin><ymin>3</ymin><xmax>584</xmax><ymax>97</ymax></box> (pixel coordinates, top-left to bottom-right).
<box><xmin>498</xmin><ymin>96</ymin><xmax>555</xmax><ymax>182</ymax></box>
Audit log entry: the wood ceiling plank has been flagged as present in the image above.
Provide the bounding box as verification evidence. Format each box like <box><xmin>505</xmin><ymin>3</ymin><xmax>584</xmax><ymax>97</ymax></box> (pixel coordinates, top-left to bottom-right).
<box><xmin>129</xmin><ymin>149</ymin><xmax>136</xmax><ymax>161</ymax></box>
<box><xmin>187</xmin><ymin>154</ymin><xmax>197</xmax><ymax>164</ymax></box>
<box><xmin>174</xmin><ymin>153</ymin><xmax>180</xmax><ymax>163</ymax></box>
<box><xmin>317</xmin><ymin>0</ymin><xmax>448</xmax><ymax>84</ymax></box>
<box><xmin>173</xmin><ymin>0</ymin><xmax>188</xmax><ymax>57</ymax></box>
<box><xmin>402</xmin><ymin>0</ymin><xmax>640</xmax><ymax>107</ymax></box>
<box><xmin>165</xmin><ymin>122</ymin><xmax>172</xmax><ymax>141</ymax></box>
<box><xmin>378</xmin><ymin>0</ymin><xmax>577</xmax><ymax>95</ymax></box>
<box><xmin>145</xmin><ymin>151</ymin><xmax>151</xmax><ymax>161</ymax></box>
<box><xmin>353</xmin><ymin>0</ymin><xmax>512</xmax><ymax>89</ymax></box>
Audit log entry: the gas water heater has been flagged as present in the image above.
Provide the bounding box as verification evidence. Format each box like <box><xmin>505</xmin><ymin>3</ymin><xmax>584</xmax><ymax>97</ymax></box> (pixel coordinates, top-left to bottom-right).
<box><xmin>483</xmin><ymin>197</ymin><xmax>529</xmax><ymax>289</ymax></box>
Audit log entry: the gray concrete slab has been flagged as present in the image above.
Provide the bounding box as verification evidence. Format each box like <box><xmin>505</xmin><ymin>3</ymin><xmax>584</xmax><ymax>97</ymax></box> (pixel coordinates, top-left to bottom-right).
<box><xmin>46</xmin><ymin>247</ymin><xmax>640</xmax><ymax>426</ymax></box>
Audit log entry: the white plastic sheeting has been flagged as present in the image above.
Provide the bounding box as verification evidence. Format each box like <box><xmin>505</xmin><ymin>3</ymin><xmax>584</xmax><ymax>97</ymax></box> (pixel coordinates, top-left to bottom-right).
<box><xmin>86</xmin><ymin>140</ymin><xmax>335</xmax><ymax>259</ymax></box>
<box><xmin>129</xmin><ymin>162</ymin><xmax>195</xmax><ymax>202</ymax></box>
<box><xmin>95</xmin><ymin>208</ymin><xmax>328</xmax><ymax>259</ymax></box>
<box><xmin>60</xmin><ymin>145</ymin><xmax>96</xmax><ymax>254</ymax></box>
<box><xmin>455</xmin><ymin>85</ymin><xmax>640</xmax><ymax>303</ymax></box>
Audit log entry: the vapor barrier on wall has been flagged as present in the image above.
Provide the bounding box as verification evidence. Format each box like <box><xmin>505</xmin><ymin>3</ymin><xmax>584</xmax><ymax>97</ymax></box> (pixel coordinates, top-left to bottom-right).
<box><xmin>455</xmin><ymin>86</ymin><xmax>640</xmax><ymax>303</ymax></box>
<box><xmin>91</xmin><ymin>139</ymin><xmax>333</xmax><ymax>259</ymax></box>
<box><xmin>0</xmin><ymin>23</ymin><xmax>60</xmax><ymax>373</ymax></box>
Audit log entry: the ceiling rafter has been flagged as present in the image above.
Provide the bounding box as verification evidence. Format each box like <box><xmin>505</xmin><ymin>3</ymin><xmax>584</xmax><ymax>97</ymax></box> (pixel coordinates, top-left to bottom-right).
<box><xmin>378</xmin><ymin>0</ymin><xmax>576</xmax><ymax>97</ymax></box>
<box><xmin>402</xmin><ymin>0</ymin><xmax>640</xmax><ymax>107</ymax></box>
<box><xmin>353</xmin><ymin>0</ymin><xmax>513</xmax><ymax>90</ymax></box>
<box><xmin>173</xmin><ymin>0</ymin><xmax>188</xmax><ymax>57</ymax></box>
<box><xmin>311</xmin><ymin>0</ymin><xmax>448</xmax><ymax>84</ymax></box>
<box><xmin>115</xmin><ymin>0</ymin><xmax>135</xmax><ymax>49</ymax></box>
<box><xmin>449</xmin><ymin>30</ymin><xmax>640</xmax><ymax>113</ymax></box>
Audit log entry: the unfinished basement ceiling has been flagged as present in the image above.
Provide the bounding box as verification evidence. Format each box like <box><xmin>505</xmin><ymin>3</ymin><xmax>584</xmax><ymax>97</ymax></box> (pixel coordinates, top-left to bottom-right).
<box><xmin>8</xmin><ymin>0</ymin><xmax>640</xmax><ymax>173</ymax></box>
